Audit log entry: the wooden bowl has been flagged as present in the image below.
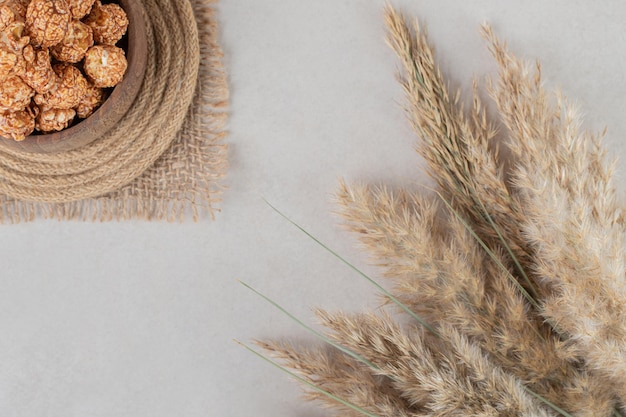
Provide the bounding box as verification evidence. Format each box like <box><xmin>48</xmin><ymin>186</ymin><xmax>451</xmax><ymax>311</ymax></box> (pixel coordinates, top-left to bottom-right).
<box><xmin>0</xmin><ymin>0</ymin><xmax>148</xmax><ymax>154</ymax></box>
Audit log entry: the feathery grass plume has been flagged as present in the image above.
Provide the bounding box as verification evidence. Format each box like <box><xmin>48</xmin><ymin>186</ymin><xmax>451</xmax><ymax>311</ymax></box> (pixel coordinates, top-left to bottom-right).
<box><xmin>384</xmin><ymin>6</ymin><xmax>537</xmax><ymax>293</ymax></box>
<box><xmin>316</xmin><ymin>311</ymin><xmax>555</xmax><ymax>416</ymax></box>
<box><xmin>483</xmin><ymin>26</ymin><xmax>626</xmax><ymax>405</ymax></box>
<box><xmin>252</xmin><ymin>5</ymin><xmax>626</xmax><ymax>416</ymax></box>
<box><xmin>336</xmin><ymin>181</ymin><xmax>615</xmax><ymax>416</ymax></box>
<box><xmin>255</xmin><ymin>339</ymin><xmax>416</xmax><ymax>417</ymax></box>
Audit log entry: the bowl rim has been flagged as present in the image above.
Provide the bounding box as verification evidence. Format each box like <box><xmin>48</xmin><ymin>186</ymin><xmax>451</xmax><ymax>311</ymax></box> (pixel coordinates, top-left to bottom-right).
<box><xmin>0</xmin><ymin>0</ymin><xmax>148</xmax><ymax>154</ymax></box>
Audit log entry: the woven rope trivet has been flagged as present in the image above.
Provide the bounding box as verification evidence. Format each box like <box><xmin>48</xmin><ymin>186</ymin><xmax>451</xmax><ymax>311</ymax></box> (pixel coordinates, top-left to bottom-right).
<box><xmin>0</xmin><ymin>0</ymin><xmax>228</xmax><ymax>222</ymax></box>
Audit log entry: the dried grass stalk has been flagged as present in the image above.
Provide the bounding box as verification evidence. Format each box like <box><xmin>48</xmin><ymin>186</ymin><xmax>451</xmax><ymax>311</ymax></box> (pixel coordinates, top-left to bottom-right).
<box><xmin>318</xmin><ymin>312</ymin><xmax>555</xmax><ymax>416</ymax></box>
<box><xmin>484</xmin><ymin>26</ymin><xmax>626</xmax><ymax>404</ymax></box>
<box><xmin>256</xmin><ymin>5</ymin><xmax>626</xmax><ymax>416</ymax></box>
<box><xmin>384</xmin><ymin>7</ymin><xmax>535</xmax><ymax>289</ymax></box>
<box><xmin>256</xmin><ymin>339</ymin><xmax>415</xmax><ymax>417</ymax></box>
<box><xmin>336</xmin><ymin>181</ymin><xmax>615</xmax><ymax>415</ymax></box>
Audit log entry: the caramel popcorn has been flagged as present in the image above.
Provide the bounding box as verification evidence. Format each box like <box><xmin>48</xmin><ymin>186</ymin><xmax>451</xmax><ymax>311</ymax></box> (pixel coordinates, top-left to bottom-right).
<box><xmin>1</xmin><ymin>0</ymin><xmax>129</xmax><ymax>139</ymax></box>
<box><xmin>83</xmin><ymin>44</ymin><xmax>125</xmax><ymax>87</ymax></box>
<box><xmin>0</xmin><ymin>47</ymin><xmax>17</xmax><ymax>80</ymax></box>
<box><xmin>50</xmin><ymin>19</ymin><xmax>93</xmax><ymax>63</ymax></box>
<box><xmin>84</xmin><ymin>1</ymin><xmax>127</xmax><ymax>45</ymax></box>
<box><xmin>68</xmin><ymin>0</ymin><xmax>95</xmax><ymax>20</ymax></box>
<box><xmin>34</xmin><ymin>63</ymin><xmax>87</xmax><ymax>109</ymax></box>
<box><xmin>6</xmin><ymin>0</ymin><xmax>29</xmax><ymax>17</ymax></box>
<box><xmin>35</xmin><ymin>107</ymin><xmax>75</xmax><ymax>132</ymax></box>
<box><xmin>0</xmin><ymin>1</ymin><xmax>27</xmax><ymax>29</ymax></box>
<box><xmin>19</xmin><ymin>45</ymin><xmax>57</xmax><ymax>93</ymax></box>
<box><xmin>0</xmin><ymin>74</ymin><xmax>33</xmax><ymax>111</ymax></box>
<box><xmin>0</xmin><ymin>107</ymin><xmax>35</xmax><ymax>140</ymax></box>
<box><xmin>0</xmin><ymin>6</ymin><xmax>17</xmax><ymax>30</ymax></box>
<box><xmin>26</xmin><ymin>0</ymin><xmax>71</xmax><ymax>48</ymax></box>
<box><xmin>1</xmin><ymin>20</ymin><xmax>29</xmax><ymax>52</ymax></box>
<box><xmin>75</xmin><ymin>82</ymin><xmax>103</xmax><ymax>118</ymax></box>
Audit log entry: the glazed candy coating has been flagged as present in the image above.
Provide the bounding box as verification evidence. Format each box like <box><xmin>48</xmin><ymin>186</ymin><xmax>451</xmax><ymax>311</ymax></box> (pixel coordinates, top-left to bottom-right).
<box><xmin>0</xmin><ymin>5</ymin><xmax>18</xmax><ymax>30</ymax></box>
<box><xmin>2</xmin><ymin>20</ymin><xmax>30</xmax><ymax>52</ymax></box>
<box><xmin>10</xmin><ymin>0</ymin><xmax>29</xmax><ymax>18</ymax></box>
<box><xmin>0</xmin><ymin>107</ymin><xmax>35</xmax><ymax>140</ymax></box>
<box><xmin>83</xmin><ymin>44</ymin><xmax>126</xmax><ymax>88</ymax></box>
<box><xmin>20</xmin><ymin>45</ymin><xmax>57</xmax><ymax>93</ymax></box>
<box><xmin>34</xmin><ymin>63</ymin><xmax>87</xmax><ymax>109</ymax></box>
<box><xmin>50</xmin><ymin>19</ymin><xmax>93</xmax><ymax>63</ymax></box>
<box><xmin>36</xmin><ymin>107</ymin><xmax>76</xmax><ymax>132</ymax></box>
<box><xmin>67</xmin><ymin>0</ymin><xmax>95</xmax><ymax>20</ymax></box>
<box><xmin>75</xmin><ymin>82</ymin><xmax>104</xmax><ymax>118</ymax></box>
<box><xmin>0</xmin><ymin>48</ymin><xmax>17</xmax><ymax>80</ymax></box>
<box><xmin>0</xmin><ymin>1</ymin><xmax>28</xmax><ymax>29</ymax></box>
<box><xmin>83</xmin><ymin>1</ymin><xmax>127</xmax><ymax>45</ymax></box>
<box><xmin>1</xmin><ymin>0</ymin><xmax>128</xmax><ymax>140</ymax></box>
<box><xmin>26</xmin><ymin>0</ymin><xmax>70</xmax><ymax>48</ymax></box>
<box><xmin>0</xmin><ymin>74</ymin><xmax>33</xmax><ymax>111</ymax></box>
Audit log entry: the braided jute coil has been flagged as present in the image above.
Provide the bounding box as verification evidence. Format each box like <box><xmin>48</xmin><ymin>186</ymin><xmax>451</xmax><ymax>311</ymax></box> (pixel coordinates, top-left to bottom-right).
<box><xmin>0</xmin><ymin>0</ymin><xmax>199</xmax><ymax>203</ymax></box>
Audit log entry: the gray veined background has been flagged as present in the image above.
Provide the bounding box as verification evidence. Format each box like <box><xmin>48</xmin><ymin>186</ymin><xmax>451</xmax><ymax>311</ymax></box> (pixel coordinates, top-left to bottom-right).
<box><xmin>1</xmin><ymin>1</ymin><xmax>625</xmax><ymax>415</ymax></box>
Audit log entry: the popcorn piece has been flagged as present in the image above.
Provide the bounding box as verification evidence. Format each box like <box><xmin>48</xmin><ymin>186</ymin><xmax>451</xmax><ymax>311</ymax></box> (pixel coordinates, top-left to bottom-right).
<box><xmin>8</xmin><ymin>0</ymin><xmax>29</xmax><ymax>17</ymax></box>
<box><xmin>0</xmin><ymin>107</ymin><xmax>35</xmax><ymax>140</ymax></box>
<box><xmin>50</xmin><ymin>20</ymin><xmax>93</xmax><ymax>63</ymax></box>
<box><xmin>0</xmin><ymin>0</ymin><xmax>131</xmax><ymax>137</ymax></box>
<box><xmin>83</xmin><ymin>44</ymin><xmax>126</xmax><ymax>88</ymax></box>
<box><xmin>26</xmin><ymin>0</ymin><xmax>70</xmax><ymax>48</ymax></box>
<box><xmin>0</xmin><ymin>6</ymin><xmax>17</xmax><ymax>31</ymax></box>
<box><xmin>1</xmin><ymin>20</ymin><xmax>29</xmax><ymax>52</ymax></box>
<box><xmin>67</xmin><ymin>0</ymin><xmax>95</xmax><ymax>20</ymax></box>
<box><xmin>34</xmin><ymin>63</ymin><xmax>87</xmax><ymax>109</ymax></box>
<box><xmin>84</xmin><ymin>1</ymin><xmax>127</xmax><ymax>45</ymax></box>
<box><xmin>13</xmin><ymin>0</ymin><xmax>29</xmax><ymax>17</ymax></box>
<box><xmin>0</xmin><ymin>74</ymin><xmax>33</xmax><ymax>111</ymax></box>
<box><xmin>0</xmin><ymin>20</ymin><xmax>29</xmax><ymax>81</ymax></box>
<box><xmin>35</xmin><ymin>106</ymin><xmax>75</xmax><ymax>132</ymax></box>
<box><xmin>0</xmin><ymin>1</ymin><xmax>28</xmax><ymax>29</ymax></box>
<box><xmin>19</xmin><ymin>45</ymin><xmax>57</xmax><ymax>93</ymax></box>
<box><xmin>0</xmin><ymin>47</ymin><xmax>17</xmax><ymax>80</ymax></box>
<box><xmin>75</xmin><ymin>82</ymin><xmax>103</xmax><ymax>118</ymax></box>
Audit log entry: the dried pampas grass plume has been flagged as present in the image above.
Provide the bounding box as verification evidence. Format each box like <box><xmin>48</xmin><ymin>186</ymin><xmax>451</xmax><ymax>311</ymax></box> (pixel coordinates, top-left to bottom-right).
<box><xmin>248</xmin><ymin>5</ymin><xmax>626</xmax><ymax>417</ymax></box>
<box><xmin>484</xmin><ymin>25</ymin><xmax>626</xmax><ymax>402</ymax></box>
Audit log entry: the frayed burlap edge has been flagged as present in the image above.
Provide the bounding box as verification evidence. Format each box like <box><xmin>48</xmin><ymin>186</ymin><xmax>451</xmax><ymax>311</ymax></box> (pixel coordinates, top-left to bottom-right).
<box><xmin>0</xmin><ymin>0</ymin><xmax>228</xmax><ymax>223</ymax></box>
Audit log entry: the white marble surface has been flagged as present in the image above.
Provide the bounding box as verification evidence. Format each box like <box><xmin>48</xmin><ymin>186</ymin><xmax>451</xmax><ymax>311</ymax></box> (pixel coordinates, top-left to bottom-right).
<box><xmin>1</xmin><ymin>1</ymin><xmax>626</xmax><ymax>416</ymax></box>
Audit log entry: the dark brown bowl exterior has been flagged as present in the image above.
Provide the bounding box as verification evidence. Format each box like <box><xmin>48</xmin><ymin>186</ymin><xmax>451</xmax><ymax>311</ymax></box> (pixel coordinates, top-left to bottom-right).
<box><xmin>0</xmin><ymin>0</ymin><xmax>148</xmax><ymax>154</ymax></box>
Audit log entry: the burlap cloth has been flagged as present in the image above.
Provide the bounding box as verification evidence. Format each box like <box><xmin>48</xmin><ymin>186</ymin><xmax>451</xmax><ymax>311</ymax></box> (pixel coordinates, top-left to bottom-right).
<box><xmin>0</xmin><ymin>0</ymin><xmax>228</xmax><ymax>222</ymax></box>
